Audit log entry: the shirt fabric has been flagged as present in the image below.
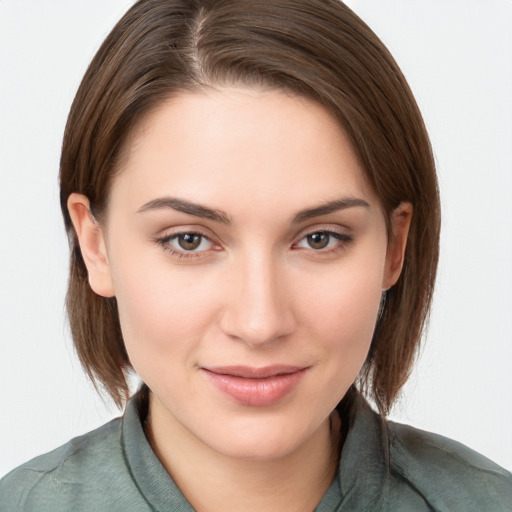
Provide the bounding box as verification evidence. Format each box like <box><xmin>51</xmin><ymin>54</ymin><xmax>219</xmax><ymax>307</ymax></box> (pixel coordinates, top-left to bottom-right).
<box><xmin>1</xmin><ymin>391</ymin><xmax>511</xmax><ymax>511</ymax></box>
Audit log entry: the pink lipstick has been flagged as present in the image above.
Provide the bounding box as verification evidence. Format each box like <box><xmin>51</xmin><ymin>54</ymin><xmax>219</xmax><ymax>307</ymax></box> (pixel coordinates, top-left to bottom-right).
<box><xmin>200</xmin><ymin>365</ymin><xmax>308</xmax><ymax>406</ymax></box>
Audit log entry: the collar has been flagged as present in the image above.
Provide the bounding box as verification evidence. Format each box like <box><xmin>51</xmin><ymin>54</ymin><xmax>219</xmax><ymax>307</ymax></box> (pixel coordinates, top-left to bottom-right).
<box><xmin>334</xmin><ymin>395</ymin><xmax>390</xmax><ymax>510</ymax></box>
<box><xmin>121</xmin><ymin>390</ymin><xmax>195</xmax><ymax>511</ymax></box>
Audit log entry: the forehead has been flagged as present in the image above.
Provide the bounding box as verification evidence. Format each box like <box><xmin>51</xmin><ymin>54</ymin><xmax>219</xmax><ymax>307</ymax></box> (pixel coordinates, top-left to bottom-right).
<box><xmin>110</xmin><ymin>87</ymin><xmax>377</xmax><ymax>217</ymax></box>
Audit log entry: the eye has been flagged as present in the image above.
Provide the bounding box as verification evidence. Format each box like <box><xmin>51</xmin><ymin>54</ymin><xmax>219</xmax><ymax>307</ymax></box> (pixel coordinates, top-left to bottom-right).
<box><xmin>295</xmin><ymin>230</ymin><xmax>351</xmax><ymax>251</ymax></box>
<box><xmin>157</xmin><ymin>232</ymin><xmax>214</xmax><ymax>255</ymax></box>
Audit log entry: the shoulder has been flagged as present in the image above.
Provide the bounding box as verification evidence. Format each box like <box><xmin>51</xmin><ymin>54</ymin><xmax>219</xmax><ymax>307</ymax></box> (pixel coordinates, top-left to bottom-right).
<box><xmin>0</xmin><ymin>416</ymin><xmax>147</xmax><ymax>512</ymax></box>
<box><xmin>385</xmin><ymin>419</ymin><xmax>512</xmax><ymax>511</ymax></box>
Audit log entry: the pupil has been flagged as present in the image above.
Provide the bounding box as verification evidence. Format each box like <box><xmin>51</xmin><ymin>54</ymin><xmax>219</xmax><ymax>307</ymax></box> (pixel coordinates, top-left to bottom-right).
<box><xmin>308</xmin><ymin>232</ymin><xmax>329</xmax><ymax>249</ymax></box>
<box><xmin>178</xmin><ymin>233</ymin><xmax>201</xmax><ymax>250</ymax></box>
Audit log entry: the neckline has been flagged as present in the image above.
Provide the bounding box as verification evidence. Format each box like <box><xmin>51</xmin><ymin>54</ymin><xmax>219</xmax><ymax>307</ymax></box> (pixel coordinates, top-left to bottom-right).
<box><xmin>121</xmin><ymin>388</ymin><xmax>389</xmax><ymax>511</ymax></box>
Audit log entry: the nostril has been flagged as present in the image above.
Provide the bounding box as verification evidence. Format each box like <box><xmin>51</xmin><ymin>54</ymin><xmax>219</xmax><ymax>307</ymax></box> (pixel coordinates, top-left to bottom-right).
<box><xmin>219</xmin><ymin>305</ymin><xmax>296</xmax><ymax>347</ymax></box>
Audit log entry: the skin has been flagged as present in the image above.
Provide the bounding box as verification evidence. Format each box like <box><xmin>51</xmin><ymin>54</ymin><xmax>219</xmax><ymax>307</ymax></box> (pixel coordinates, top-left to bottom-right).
<box><xmin>68</xmin><ymin>87</ymin><xmax>411</xmax><ymax>512</ymax></box>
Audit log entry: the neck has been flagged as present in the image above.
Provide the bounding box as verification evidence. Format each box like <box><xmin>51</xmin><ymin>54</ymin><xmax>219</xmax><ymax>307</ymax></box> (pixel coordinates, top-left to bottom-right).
<box><xmin>145</xmin><ymin>394</ymin><xmax>341</xmax><ymax>512</ymax></box>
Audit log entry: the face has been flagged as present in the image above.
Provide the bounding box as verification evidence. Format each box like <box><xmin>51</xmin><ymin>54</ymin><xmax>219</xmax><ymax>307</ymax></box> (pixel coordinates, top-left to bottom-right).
<box><xmin>70</xmin><ymin>87</ymin><xmax>410</xmax><ymax>461</ymax></box>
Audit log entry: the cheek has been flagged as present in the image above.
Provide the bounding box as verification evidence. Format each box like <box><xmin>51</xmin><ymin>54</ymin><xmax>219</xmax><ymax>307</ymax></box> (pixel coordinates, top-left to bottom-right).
<box><xmin>110</xmin><ymin>251</ymin><xmax>221</xmax><ymax>372</ymax></box>
<box><xmin>298</xmin><ymin>257</ymin><xmax>384</xmax><ymax>340</ymax></box>
<box><xmin>294</xmin><ymin>254</ymin><xmax>385</xmax><ymax>387</ymax></box>
<box><xmin>318</xmin><ymin>286</ymin><xmax>380</xmax><ymax>373</ymax></box>
<box><xmin>331</xmin><ymin>274</ymin><xmax>382</xmax><ymax>340</ymax></box>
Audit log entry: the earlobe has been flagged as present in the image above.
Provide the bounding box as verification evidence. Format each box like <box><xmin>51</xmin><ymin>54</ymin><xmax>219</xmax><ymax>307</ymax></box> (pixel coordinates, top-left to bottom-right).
<box><xmin>383</xmin><ymin>202</ymin><xmax>413</xmax><ymax>290</ymax></box>
<box><xmin>67</xmin><ymin>193</ymin><xmax>115</xmax><ymax>298</ymax></box>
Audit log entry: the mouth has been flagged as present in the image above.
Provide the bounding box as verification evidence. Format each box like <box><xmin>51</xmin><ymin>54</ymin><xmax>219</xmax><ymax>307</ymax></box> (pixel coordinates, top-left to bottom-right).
<box><xmin>204</xmin><ymin>365</ymin><xmax>307</xmax><ymax>379</ymax></box>
<box><xmin>200</xmin><ymin>365</ymin><xmax>309</xmax><ymax>406</ymax></box>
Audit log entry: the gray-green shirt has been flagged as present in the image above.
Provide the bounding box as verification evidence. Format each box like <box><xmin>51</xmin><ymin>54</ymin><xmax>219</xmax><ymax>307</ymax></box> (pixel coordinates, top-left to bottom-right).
<box><xmin>1</xmin><ymin>393</ymin><xmax>511</xmax><ymax>511</ymax></box>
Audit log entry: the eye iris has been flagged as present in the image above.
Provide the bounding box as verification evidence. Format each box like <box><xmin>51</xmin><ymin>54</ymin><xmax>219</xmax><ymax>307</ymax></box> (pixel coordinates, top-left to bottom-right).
<box><xmin>307</xmin><ymin>232</ymin><xmax>329</xmax><ymax>249</ymax></box>
<box><xmin>178</xmin><ymin>233</ymin><xmax>202</xmax><ymax>250</ymax></box>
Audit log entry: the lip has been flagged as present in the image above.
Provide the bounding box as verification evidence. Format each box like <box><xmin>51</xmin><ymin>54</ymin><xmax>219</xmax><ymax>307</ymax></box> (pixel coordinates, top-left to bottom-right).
<box><xmin>200</xmin><ymin>365</ymin><xmax>308</xmax><ymax>407</ymax></box>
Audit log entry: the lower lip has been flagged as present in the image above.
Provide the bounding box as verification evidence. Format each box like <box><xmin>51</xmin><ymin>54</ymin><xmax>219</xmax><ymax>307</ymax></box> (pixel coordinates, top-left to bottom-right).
<box><xmin>201</xmin><ymin>368</ymin><xmax>307</xmax><ymax>407</ymax></box>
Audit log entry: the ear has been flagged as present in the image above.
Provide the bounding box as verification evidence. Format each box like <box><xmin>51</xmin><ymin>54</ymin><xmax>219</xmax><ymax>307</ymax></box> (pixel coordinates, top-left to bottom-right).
<box><xmin>67</xmin><ymin>193</ymin><xmax>115</xmax><ymax>298</ymax></box>
<box><xmin>382</xmin><ymin>202</ymin><xmax>413</xmax><ymax>290</ymax></box>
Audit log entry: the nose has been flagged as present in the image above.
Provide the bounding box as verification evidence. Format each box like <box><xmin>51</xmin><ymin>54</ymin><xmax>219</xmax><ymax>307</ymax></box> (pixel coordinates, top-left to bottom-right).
<box><xmin>219</xmin><ymin>252</ymin><xmax>297</xmax><ymax>348</ymax></box>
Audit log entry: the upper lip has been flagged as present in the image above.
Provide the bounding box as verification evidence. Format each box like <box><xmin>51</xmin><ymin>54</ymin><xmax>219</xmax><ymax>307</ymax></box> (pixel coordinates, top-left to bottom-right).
<box><xmin>202</xmin><ymin>365</ymin><xmax>307</xmax><ymax>379</ymax></box>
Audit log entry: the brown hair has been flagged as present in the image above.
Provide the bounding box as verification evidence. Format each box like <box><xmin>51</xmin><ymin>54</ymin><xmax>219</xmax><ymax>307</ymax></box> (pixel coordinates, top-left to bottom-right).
<box><xmin>60</xmin><ymin>0</ymin><xmax>440</xmax><ymax>414</ymax></box>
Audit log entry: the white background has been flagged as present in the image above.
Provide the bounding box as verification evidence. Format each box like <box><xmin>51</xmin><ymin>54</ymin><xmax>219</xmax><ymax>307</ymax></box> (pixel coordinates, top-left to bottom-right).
<box><xmin>0</xmin><ymin>0</ymin><xmax>511</xmax><ymax>477</ymax></box>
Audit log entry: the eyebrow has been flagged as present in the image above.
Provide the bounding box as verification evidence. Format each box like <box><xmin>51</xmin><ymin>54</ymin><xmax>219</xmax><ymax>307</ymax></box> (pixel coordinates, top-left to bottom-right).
<box><xmin>136</xmin><ymin>196</ymin><xmax>370</xmax><ymax>224</ymax></box>
<box><xmin>292</xmin><ymin>197</ymin><xmax>370</xmax><ymax>223</ymax></box>
<box><xmin>137</xmin><ymin>197</ymin><xmax>231</xmax><ymax>224</ymax></box>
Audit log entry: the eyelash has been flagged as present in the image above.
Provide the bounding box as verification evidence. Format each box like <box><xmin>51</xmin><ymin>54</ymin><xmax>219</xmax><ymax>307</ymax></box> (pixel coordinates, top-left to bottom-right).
<box><xmin>154</xmin><ymin>229</ymin><xmax>353</xmax><ymax>260</ymax></box>
<box><xmin>154</xmin><ymin>231</ymin><xmax>217</xmax><ymax>259</ymax></box>
<box><xmin>293</xmin><ymin>230</ymin><xmax>353</xmax><ymax>253</ymax></box>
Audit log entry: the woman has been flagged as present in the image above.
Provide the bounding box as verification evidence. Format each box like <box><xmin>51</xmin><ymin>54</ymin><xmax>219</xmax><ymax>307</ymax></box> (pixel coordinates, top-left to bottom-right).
<box><xmin>1</xmin><ymin>0</ymin><xmax>510</xmax><ymax>510</ymax></box>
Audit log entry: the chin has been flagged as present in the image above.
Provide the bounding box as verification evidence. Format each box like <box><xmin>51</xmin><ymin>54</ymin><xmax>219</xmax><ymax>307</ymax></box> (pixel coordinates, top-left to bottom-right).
<box><xmin>200</xmin><ymin>415</ymin><xmax>319</xmax><ymax>462</ymax></box>
<box><xmin>213</xmin><ymin>436</ymin><xmax>301</xmax><ymax>462</ymax></box>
